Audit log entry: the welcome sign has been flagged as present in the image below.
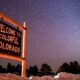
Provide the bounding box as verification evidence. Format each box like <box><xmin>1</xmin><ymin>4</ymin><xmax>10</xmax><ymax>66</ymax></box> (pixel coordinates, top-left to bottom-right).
<box><xmin>0</xmin><ymin>21</ymin><xmax>22</xmax><ymax>57</ymax></box>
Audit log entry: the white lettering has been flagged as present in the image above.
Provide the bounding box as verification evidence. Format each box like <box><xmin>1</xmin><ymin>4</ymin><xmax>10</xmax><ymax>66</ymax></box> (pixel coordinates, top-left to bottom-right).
<box><xmin>0</xmin><ymin>41</ymin><xmax>21</xmax><ymax>54</ymax></box>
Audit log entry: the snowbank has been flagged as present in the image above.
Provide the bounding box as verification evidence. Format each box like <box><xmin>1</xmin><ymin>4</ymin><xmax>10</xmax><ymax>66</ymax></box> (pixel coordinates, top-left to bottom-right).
<box><xmin>28</xmin><ymin>72</ymin><xmax>80</xmax><ymax>80</ymax></box>
<box><xmin>0</xmin><ymin>72</ymin><xmax>80</xmax><ymax>80</ymax></box>
<box><xmin>0</xmin><ymin>73</ymin><xmax>26</xmax><ymax>80</ymax></box>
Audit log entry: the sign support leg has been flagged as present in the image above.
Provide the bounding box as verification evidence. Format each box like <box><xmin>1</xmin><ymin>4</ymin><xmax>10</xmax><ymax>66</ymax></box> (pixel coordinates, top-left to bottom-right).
<box><xmin>22</xmin><ymin>59</ymin><xmax>26</xmax><ymax>77</ymax></box>
<box><xmin>21</xmin><ymin>21</ymin><xmax>27</xmax><ymax>77</ymax></box>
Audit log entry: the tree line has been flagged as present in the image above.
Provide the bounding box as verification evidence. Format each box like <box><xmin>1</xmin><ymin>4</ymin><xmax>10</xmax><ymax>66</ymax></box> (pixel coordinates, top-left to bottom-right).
<box><xmin>0</xmin><ymin>63</ymin><xmax>54</xmax><ymax>77</ymax></box>
<box><xmin>27</xmin><ymin>63</ymin><xmax>54</xmax><ymax>77</ymax></box>
<box><xmin>0</xmin><ymin>61</ymin><xmax>80</xmax><ymax>77</ymax></box>
<box><xmin>0</xmin><ymin>63</ymin><xmax>21</xmax><ymax>75</ymax></box>
<box><xmin>57</xmin><ymin>61</ymin><xmax>80</xmax><ymax>74</ymax></box>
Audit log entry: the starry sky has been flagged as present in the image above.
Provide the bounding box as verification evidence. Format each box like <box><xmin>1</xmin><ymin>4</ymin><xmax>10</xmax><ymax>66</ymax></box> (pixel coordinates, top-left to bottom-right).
<box><xmin>0</xmin><ymin>0</ymin><xmax>80</xmax><ymax>72</ymax></box>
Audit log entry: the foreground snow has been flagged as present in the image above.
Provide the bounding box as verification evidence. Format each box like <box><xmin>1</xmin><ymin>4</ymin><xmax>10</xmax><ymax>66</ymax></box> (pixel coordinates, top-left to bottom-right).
<box><xmin>28</xmin><ymin>72</ymin><xmax>80</xmax><ymax>80</ymax></box>
<box><xmin>0</xmin><ymin>72</ymin><xmax>80</xmax><ymax>80</ymax></box>
<box><xmin>0</xmin><ymin>73</ymin><xmax>26</xmax><ymax>80</ymax></box>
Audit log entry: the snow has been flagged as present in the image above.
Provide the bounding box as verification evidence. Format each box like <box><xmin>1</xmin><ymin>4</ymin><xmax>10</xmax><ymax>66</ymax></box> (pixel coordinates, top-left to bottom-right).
<box><xmin>27</xmin><ymin>72</ymin><xmax>80</xmax><ymax>80</ymax></box>
<box><xmin>0</xmin><ymin>72</ymin><xmax>80</xmax><ymax>80</ymax></box>
<box><xmin>0</xmin><ymin>73</ymin><xmax>27</xmax><ymax>80</ymax></box>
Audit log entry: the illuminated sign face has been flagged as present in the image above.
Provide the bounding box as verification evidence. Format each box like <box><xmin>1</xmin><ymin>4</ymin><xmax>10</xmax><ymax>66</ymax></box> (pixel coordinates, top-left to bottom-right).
<box><xmin>0</xmin><ymin>21</ymin><xmax>22</xmax><ymax>57</ymax></box>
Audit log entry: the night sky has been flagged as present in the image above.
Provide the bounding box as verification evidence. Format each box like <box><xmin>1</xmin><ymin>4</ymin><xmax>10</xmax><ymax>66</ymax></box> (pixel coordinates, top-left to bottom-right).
<box><xmin>0</xmin><ymin>0</ymin><xmax>80</xmax><ymax>72</ymax></box>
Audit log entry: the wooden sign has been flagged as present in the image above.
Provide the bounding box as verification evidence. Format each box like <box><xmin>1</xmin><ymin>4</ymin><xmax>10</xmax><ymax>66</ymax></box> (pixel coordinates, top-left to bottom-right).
<box><xmin>0</xmin><ymin>21</ymin><xmax>22</xmax><ymax>57</ymax></box>
<box><xmin>0</xmin><ymin>13</ymin><xmax>27</xmax><ymax>77</ymax></box>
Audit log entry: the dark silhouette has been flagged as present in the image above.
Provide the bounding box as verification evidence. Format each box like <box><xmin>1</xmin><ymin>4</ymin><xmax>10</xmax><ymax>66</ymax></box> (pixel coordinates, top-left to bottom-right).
<box><xmin>0</xmin><ymin>65</ymin><xmax>6</xmax><ymax>73</ymax></box>
<box><xmin>69</xmin><ymin>61</ymin><xmax>80</xmax><ymax>74</ymax></box>
<box><xmin>57</xmin><ymin>61</ymin><xmax>80</xmax><ymax>74</ymax></box>
<box><xmin>28</xmin><ymin>65</ymin><xmax>38</xmax><ymax>76</ymax></box>
<box><xmin>1</xmin><ymin>61</ymin><xmax>80</xmax><ymax>77</ymax></box>
<box><xmin>40</xmin><ymin>63</ymin><xmax>52</xmax><ymax>76</ymax></box>
<box><xmin>28</xmin><ymin>66</ymin><xmax>34</xmax><ymax>76</ymax></box>
<box><xmin>7</xmin><ymin>63</ymin><xmax>13</xmax><ymax>73</ymax></box>
<box><xmin>32</xmin><ymin>65</ymin><xmax>38</xmax><ymax>76</ymax></box>
<box><xmin>0</xmin><ymin>63</ymin><xmax>22</xmax><ymax>75</ymax></box>
<box><xmin>6</xmin><ymin>63</ymin><xmax>21</xmax><ymax>75</ymax></box>
<box><xmin>57</xmin><ymin>62</ymin><xmax>70</xmax><ymax>73</ymax></box>
<box><xmin>15</xmin><ymin>64</ymin><xmax>21</xmax><ymax>75</ymax></box>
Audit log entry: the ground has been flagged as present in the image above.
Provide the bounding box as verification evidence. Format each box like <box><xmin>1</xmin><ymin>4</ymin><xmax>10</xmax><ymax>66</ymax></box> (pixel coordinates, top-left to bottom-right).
<box><xmin>0</xmin><ymin>72</ymin><xmax>80</xmax><ymax>80</ymax></box>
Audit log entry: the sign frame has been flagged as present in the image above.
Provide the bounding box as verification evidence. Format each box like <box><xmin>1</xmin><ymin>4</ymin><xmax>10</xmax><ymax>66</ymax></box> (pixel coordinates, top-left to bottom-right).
<box><xmin>0</xmin><ymin>13</ymin><xmax>27</xmax><ymax>77</ymax></box>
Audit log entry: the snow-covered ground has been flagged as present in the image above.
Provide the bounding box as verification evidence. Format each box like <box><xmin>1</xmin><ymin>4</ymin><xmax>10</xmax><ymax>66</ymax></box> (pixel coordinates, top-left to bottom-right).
<box><xmin>0</xmin><ymin>73</ymin><xmax>27</xmax><ymax>80</ymax></box>
<box><xmin>0</xmin><ymin>72</ymin><xmax>80</xmax><ymax>80</ymax></box>
<box><xmin>28</xmin><ymin>72</ymin><xmax>80</xmax><ymax>80</ymax></box>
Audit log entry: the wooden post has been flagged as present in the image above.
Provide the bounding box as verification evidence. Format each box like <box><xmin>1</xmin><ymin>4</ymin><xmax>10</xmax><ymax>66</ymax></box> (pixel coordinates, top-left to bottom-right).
<box><xmin>21</xmin><ymin>21</ymin><xmax>27</xmax><ymax>77</ymax></box>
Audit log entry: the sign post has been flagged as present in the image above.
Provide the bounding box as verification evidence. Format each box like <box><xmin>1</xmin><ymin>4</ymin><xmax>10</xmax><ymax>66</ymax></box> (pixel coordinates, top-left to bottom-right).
<box><xmin>0</xmin><ymin>13</ymin><xmax>27</xmax><ymax>77</ymax></box>
<box><xmin>22</xmin><ymin>21</ymin><xmax>27</xmax><ymax>77</ymax></box>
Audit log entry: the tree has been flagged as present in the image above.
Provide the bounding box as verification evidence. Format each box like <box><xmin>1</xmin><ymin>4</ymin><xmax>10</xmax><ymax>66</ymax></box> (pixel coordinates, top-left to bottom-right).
<box><xmin>69</xmin><ymin>61</ymin><xmax>80</xmax><ymax>74</ymax></box>
<box><xmin>28</xmin><ymin>65</ymin><xmax>38</xmax><ymax>76</ymax></box>
<box><xmin>7</xmin><ymin>63</ymin><xmax>12</xmax><ymax>73</ymax></box>
<box><xmin>57</xmin><ymin>62</ymin><xmax>69</xmax><ymax>73</ymax></box>
<box><xmin>15</xmin><ymin>64</ymin><xmax>21</xmax><ymax>75</ymax></box>
<box><xmin>40</xmin><ymin>63</ymin><xmax>52</xmax><ymax>76</ymax></box>
<box><xmin>57</xmin><ymin>61</ymin><xmax>80</xmax><ymax>74</ymax></box>
<box><xmin>32</xmin><ymin>65</ymin><xmax>38</xmax><ymax>76</ymax></box>
<box><xmin>0</xmin><ymin>65</ymin><xmax>6</xmax><ymax>73</ymax></box>
<box><xmin>28</xmin><ymin>66</ymin><xmax>33</xmax><ymax>76</ymax></box>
